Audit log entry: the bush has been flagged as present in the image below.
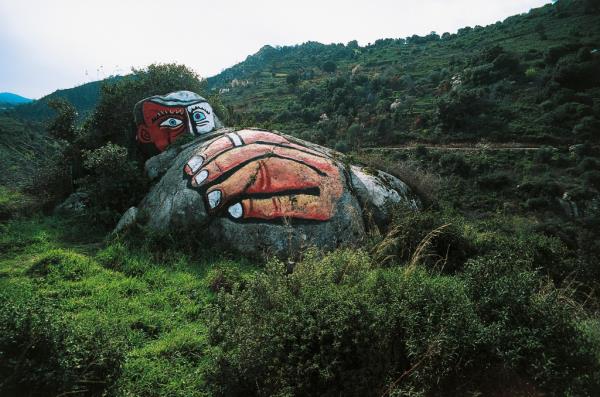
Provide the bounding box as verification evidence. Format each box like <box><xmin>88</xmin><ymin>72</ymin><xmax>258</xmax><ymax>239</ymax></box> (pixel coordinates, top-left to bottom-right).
<box><xmin>78</xmin><ymin>142</ymin><xmax>147</xmax><ymax>225</ymax></box>
<box><xmin>477</xmin><ymin>171</ymin><xmax>513</xmax><ymax>190</ymax></box>
<box><xmin>573</xmin><ymin>116</ymin><xmax>600</xmax><ymax>142</ymax></box>
<box><xmin>0</xmin><ymin>187</ymin><xmax>36</xmax><ymax>220</ymax></box>
<box><xmin>462</xmin><ymin>255</ymin><xmax>600</xmax><ymax>395</ymax></box>
<box><xmin>437</xmin><ymin>152</ymin><xmax>471</xmax><ymax>177</ymax></box>
<box><xmin>28</xmin><ymin>249</ymin><xmax>94</xmax><ymax>281</ymax></box>
<box><xmin>204</xmin><ymin>251</ymin><xmax>482</xmax><ymax>396</ymax></box>
<box><xmin>204</xmin><ymin>248</ymin><xmax>600</xmax><ymax>396</ymax></box>
<box><xmin>321</xmin><ymin>61</ymin><xmax>337</xmax><ymax>73</ymax></box>
<box><xmin>582</xmin><ymin>170</ymin><xmax>600</xmax><ymax>190</ymax></box>
<box><xmin>86</xmin><ymin>63</ymin><xmax>207</xmax><ymax>161</ymax></box>
<box><xmin>436</xmin><ymin>89</ymin><xmax>494</xmax><ymax>133</ymax></box>
<box><xmin>578</xmin><ymin>157</ymin><xmax>600</xmax><ymax>172</ymax></box>
<box><xmin>46</xmin><ymin>98</ymin><xmax>78</xmax><ymax>142</ymax></box>
<box><xmin>373</xmin><ymin>209</ymin><xmax>475</xmax><ymax>272</ymax></box>
<box><xmin>0</xmin><ymin>278</ymin><xmax>128</xmax><ymax>396</ymax></box>
<box><xmin>524</xmin><ymin>197</ymin><xmax>551</xmax><ymax>210</ymax></box>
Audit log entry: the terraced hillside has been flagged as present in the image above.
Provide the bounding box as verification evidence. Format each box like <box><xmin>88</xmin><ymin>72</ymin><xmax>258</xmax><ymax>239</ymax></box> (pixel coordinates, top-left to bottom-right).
<box><xmin>208</xmin><ymin>0</ymin><xmax>600</xmax><ymax>150</ymax></box>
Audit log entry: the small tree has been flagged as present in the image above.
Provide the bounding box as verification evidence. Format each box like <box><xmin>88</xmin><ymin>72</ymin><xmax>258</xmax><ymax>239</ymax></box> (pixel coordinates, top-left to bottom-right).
<box><xmin>78</xmin><ymin>142</ymin><xmax>146</xmax><ymax>225</ymax></box>
<box><xmin>322</xmin><ymin>61</ymin><xmax>337</xmax><ymax>73</ymax></box>
<box><xmin>87</xmin><ymin>63</ymin><xmax>207</xmax><ymax>158</ymax></box>
<box><xmin>47</xmin><ymin>99</ymin><xmax>77</xmax><ymax>142</ymax></box>
<box><xmin>286</xmin><ymin>72</ymin><xmax>300</xmax><ymax>88</ymax></box>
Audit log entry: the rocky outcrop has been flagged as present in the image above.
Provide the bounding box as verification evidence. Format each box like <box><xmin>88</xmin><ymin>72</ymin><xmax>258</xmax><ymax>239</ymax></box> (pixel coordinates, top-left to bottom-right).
<box><xmin>117</xmin><ymin>128</ymin><xmax>420</xmax><ymax>257</ymax></box>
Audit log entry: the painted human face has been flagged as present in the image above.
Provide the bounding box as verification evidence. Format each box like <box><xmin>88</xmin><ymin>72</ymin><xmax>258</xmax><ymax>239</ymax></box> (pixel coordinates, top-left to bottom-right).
<box><xmin>136</xmin><ymin>100</ymin><xmax>215</xmax><ymax>152</ymax></box>
<box><xmin>187</xmin><ymin>102</ymin><xmax>215</xmax><ymax>135</ymax></box>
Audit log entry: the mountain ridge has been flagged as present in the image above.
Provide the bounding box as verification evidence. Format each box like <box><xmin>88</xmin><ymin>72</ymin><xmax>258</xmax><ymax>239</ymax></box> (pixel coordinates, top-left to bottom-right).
<box><xmin>0</xmin><ymin>92</ymin><xmax>33</xmax><ymax>107</ymax></box>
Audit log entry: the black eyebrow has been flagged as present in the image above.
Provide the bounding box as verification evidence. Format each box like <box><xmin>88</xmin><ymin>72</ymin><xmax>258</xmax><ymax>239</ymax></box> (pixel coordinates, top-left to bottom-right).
<box><xmin>151</xmin><ymin>109</ymin><xmax>184</xmax><ymax>123</ymax></box>
<box><xmin>189</xmin><ymin>105</ymin><xmax>211</xmax><ymax>114</ymax></box>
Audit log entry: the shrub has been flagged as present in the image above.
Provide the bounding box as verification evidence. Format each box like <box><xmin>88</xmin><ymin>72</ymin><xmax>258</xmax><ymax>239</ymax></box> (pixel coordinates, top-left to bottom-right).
<box><xmin>0</xmin><ymin>187</ymin><xmax>36</xmax><ymax>220</ymax></box>
<box><xmin>204</xmin><ymin>264</ymin><xmax>245</xmax><ymax>294</ymax></box>
<box><xmin>462</xmin><ymin>255</ymin><xmax>600</xmax><ymax>395</ymax></box>
<box><xmin>321</xmin><ymin>61</ymin><xmax>337</xmax><ymax>73</ymax></box>
<box><xmin>28</xmin><ymin>249</ymin><xmax>94</xmax><ymax>281</ymax></box>
<box><xmin>78</xmin><ymin>142</ymin><xmax>147</xmax><ymax>225</ymax></box>
<box><xmin>582</xmin><ymin>170</ymin><xmax>600</xmax><ymax>190</ymax></box>
<box><xmin>437</xmin><ymin>152</ymin><xmax>471</xmax><ymax>177</ymax></box>
<box><xmin>204</xmin><ymin>251</ymin><xmax>482</xmax><ymax>396</ymax></box>
<box><xmin>524</xmin><ymin>197</ymin><xmax>551</xmax><ymax>210</ymax></box>
<box><xmin>204</xmin><ymin>249</ymin><xmax>600</xmax><ymax>396</ymax></box>
<box><xmin>577</xmin><ymin>156</ymin><xmax>600</xmax><ymax>173</ymax></box>
<box><xmin>573</xmin><ymin>116</ymin><xmax>600</xmax><ymax>142</ymax></box>
<box><xmin>534</xmin><ymin>146</ymin><xmax>557</xmax><ymax>163</ymax></box>
<box><xmin>373</xmin><ymin>209</ymin><xmax>475</xmax><ymax>272</ymax></box>
<box><xmin>544</xmin><ymin>44</ymin><xmax>578</xmax><ymax>65</ymax></box>
<box><xmin>334</xmin><ymin>140</ymin><xmax>351</xmax><ymax>153</ymax></box>
<box><xmin>477</xmin><ymin>171</ymin><xmax>513</xmax><ymax>190</ymax></box>
<box><xmin>46</xmin><ymin>98</ymin><xmax>78</xmax><ymax>142</ymax></box>
<box><xmin>87</xmin><ymin>63</ymin><xmax>207</xmax><ymax>158</ymax></box>
<box><xmin>0</xmin><ymin>278</ymin><xmax>128</xmax><ymax>396</ymax></box>
<box><xmin>436</xmin><ymin>89</ymin><xmax>494</xmax><ymax>133</ymax></box>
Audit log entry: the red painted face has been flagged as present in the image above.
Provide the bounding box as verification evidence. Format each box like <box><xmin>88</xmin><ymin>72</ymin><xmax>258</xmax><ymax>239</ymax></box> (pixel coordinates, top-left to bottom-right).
<box><xmin>137</xmin><ymin>102</ymin><xmax>188</xmax><ymax>151</ymax></box>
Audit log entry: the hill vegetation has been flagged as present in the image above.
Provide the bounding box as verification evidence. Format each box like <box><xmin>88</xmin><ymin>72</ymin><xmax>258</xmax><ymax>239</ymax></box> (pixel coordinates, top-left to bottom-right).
<box><xmin>2</xmin><ymin>79</ymin><xmax>113</xmax><ymax>123</ymax></box>
<box><xmin>1</xmin><ymin>0</ymin><xmax>600</xmax><ymax>396</ymax></box>
<box><xmin>0</xmin><ymin>93</ymin><xmax>32</xmax><ymax>109</ymax></box>
<box><xmin>208</xmin><ymin>0</ymin><xmax>600</xmax><ymax>150</ymax></box>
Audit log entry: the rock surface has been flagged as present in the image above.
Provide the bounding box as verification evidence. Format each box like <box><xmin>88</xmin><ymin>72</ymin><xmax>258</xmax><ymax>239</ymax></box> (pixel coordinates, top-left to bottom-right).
<box><xmin>118</xmin><ymin>128</ymin><xmax>420</xmax><ymax>257</ymax></box>
<box><xmin>54</xmin><ymin>192</ymin><xmax>89</xmax><ymax>217</ymax></box>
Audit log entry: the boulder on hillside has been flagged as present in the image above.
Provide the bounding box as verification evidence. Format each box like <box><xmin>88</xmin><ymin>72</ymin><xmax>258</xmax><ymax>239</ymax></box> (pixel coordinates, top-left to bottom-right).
<box><xmin>116</xmin><ymin>92</ymin><xmax>421</xmax><ymax>257</ymax></box>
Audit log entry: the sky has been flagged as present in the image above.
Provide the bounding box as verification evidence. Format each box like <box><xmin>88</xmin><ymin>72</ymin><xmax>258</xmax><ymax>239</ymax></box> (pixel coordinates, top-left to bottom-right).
<box><xmin>0</xmin><ymin>0</ymin><xmax>550</xmax><ymax>99</ymax></box>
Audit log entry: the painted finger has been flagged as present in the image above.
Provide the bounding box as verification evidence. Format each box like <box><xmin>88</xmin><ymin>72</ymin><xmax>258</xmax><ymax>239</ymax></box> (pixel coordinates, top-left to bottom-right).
<box><xmin>184</xmin><ymin>133</ymin><xmax>240</xmax><ymax>175</ymax></box>
<box><xmin>229</xmin><ymin>194</ymin><xmax>336</xmax><ymax>221</ymax></box>
<box><xmin>237</xmin><ymin>129</ymin><xmax>325</xmax><ymax>157</ymax></box>
<box><xmin>192</xmin><ymin>144</ymin><xmax>338</xmax><ymax>187</ymax></box>
<box><xmin>204</xmin><ymin>158</ymin><xmax>322</xmax><ymax>211</ymax></box>
<box><xmin>235</xmin><ymin>129</ymin><xmax>291</xmax><ymax>145</ymax></box>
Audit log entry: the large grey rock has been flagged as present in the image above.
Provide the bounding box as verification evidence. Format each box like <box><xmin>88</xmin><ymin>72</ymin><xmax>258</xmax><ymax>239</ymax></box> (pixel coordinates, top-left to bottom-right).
<box><xmin>118</xmin><ymin>128</ymin><xmax>420</xmax><ymax>257</ymax></box>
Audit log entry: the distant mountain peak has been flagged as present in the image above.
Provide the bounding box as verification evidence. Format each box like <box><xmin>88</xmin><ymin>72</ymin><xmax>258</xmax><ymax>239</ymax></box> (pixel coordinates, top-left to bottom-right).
<box><xmin>0</xmin><ymin>92</ymin><xmax>33</xmax><ymax>105</ymax></box>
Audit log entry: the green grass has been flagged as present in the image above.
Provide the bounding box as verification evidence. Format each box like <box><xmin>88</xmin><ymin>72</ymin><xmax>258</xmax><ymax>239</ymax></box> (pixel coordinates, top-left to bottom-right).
<box><xmin>1</xmin><ymin>206</ymin><xmax>599</xmax><ymax>396</ymax></box>
<box><xmin>0</xmin><ymin>216</ymin><xmax>258</xmax><ymax>396</ymax></box>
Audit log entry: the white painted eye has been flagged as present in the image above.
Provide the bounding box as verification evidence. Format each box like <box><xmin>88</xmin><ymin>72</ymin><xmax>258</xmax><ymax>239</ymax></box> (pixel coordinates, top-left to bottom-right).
<box><xmin>160</xmin><ymin>117</ymin><xmax>183</xmax><ymax>128</ymax></box>
<box><xmin>192</xmin><ymin>111</ymin><xmax>207</xmax><ymax>123</ymax></box>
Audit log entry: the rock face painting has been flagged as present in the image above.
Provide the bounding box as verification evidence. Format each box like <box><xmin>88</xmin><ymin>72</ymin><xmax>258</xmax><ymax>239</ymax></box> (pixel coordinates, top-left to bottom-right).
<box><xmin>134</xmin><ymin>91</ymin><xmax>222</xmax><ymax>152</ymax></box>
<box><xmin>184</xmin><ymin>129</ymin><xmax>344</xmax><ymax>222</ymax></box>
<box><xmin>119</xmin><ymin>91</ymin><xmax>420</xmax><ymax>257</ymax></box>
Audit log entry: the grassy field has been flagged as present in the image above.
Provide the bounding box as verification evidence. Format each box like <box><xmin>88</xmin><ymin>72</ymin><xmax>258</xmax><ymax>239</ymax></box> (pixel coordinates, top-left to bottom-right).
<box><xmin>1</xmin><ymin>169</ymin><xmax>600</xmax><ymax>396</ymax></box>
<box><xmin>0</xmin><ymin>215</ymin><xmax>258</xmax><ymax>396</ymax></box>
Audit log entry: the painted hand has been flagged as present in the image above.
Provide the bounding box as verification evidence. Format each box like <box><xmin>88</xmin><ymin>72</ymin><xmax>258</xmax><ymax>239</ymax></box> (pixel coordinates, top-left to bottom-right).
<box><xmin>184</xmin><ymin>129</ymin><xmax>344</xmax><ymax>221</ymax></box>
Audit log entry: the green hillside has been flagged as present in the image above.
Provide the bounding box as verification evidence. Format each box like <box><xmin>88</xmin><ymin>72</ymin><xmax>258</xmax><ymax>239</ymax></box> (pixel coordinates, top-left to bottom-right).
<box><xmin>208</xmin><ymin>0</ymin><xmax>600</xmax><ymax>149</ymax></box>
<box><xmin>2</xmin><ymin>78</ymin><xmax>118</xmax><ymax>123</ymax></box>
<box><xmin>0</xmin><ymin>93</ymin><xmax>32</xmax><ymax>109</ymax></box>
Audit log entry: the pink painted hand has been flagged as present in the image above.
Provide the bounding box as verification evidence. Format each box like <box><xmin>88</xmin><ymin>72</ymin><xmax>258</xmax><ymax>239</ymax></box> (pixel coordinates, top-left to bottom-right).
<box><xmin>184</xmin><ymin>129</ymin><xmax>343</xmax><ymax>221</ymax></box>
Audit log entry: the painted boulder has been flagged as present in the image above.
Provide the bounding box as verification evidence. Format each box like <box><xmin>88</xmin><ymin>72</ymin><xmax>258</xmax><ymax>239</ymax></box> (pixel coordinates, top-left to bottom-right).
<box><xmin>119</xmin><ymin>91</ymin><xmax>420</xmax><ymax>257</ymax></box>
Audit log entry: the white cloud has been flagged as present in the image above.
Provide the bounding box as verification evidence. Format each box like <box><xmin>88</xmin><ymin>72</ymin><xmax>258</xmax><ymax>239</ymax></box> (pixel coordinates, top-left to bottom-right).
<box><xmin>0</xmin><ymin>0</ymin><xmax>549</xmax><ymax>98</ymax></box>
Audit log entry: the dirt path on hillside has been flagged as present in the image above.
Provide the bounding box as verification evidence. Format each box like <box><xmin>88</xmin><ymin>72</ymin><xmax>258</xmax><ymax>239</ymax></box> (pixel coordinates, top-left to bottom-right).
<box><xmin>359</xmin><ymin>143</ymin><xmax>557</xmax><ymax>151</ymax></box>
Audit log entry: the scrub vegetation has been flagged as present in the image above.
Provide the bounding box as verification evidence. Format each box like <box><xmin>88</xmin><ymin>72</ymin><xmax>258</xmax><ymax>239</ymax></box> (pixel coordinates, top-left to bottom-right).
<box><xmin>1</xmin><ymin>0</ymin><xmax>600</xmax><ymax>395</ymax></box>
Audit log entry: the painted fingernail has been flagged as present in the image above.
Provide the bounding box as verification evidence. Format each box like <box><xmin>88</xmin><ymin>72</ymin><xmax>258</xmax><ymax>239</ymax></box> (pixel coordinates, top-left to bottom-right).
<box><xmin>207</xmin><ymin>190</ymin><xmax>221</xmax><ymax>209</ymax></box>
<box><xmin>228</xmin><ymin>203</ymin><xmax>243</xmax><ymax>219</ymax></box>
<box><xmin>194</xmin><ymin>170</ymin><xmax>208</xmax><ymax>185</ymax></box>
<box><xmin>186</xmin><ymin>155</ymin><xmax>204</xmax><ymax>174</ymax></box>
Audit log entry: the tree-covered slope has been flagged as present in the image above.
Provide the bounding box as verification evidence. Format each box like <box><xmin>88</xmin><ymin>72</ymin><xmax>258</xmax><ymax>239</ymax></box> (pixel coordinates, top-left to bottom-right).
<box><xmin>208</xmin><ymin>0</ymin><xmax>600</xmax><ymax>150</ymax></box>
<box><xmin>0</xmin><ymin>93</ymin><xmax>32</xmax><ymax>108</ymax></box>
<box><xmin>3</xmin><ymin>78</ymin><xmax>118</xmax><ymax>123</ymax></box>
